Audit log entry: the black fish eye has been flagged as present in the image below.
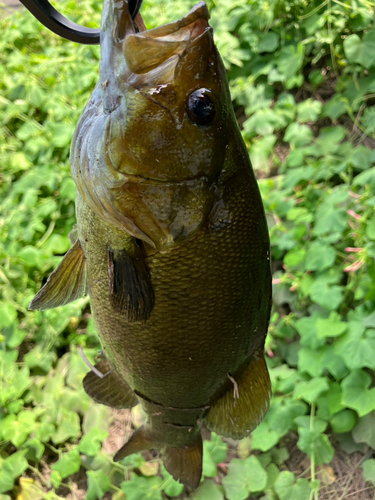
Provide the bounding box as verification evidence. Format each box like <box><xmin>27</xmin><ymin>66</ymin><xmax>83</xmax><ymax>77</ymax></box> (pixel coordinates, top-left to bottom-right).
<box><xmin>186</xmin><ymin>89</ymin><xmax>216</xmax><ymax>126</ymax></box>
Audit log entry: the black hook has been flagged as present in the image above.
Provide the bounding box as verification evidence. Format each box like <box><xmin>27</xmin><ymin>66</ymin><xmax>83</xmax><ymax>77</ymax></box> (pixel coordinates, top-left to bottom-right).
<box><xmin>18</xmin><ymin>0</ymin><xmax>143</xmax><ymax>45</ymax></box>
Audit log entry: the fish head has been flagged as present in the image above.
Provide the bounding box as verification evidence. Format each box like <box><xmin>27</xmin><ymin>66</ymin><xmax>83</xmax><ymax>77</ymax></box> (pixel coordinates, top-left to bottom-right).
<box><xmin>72</xmin><ymin>0</ymin><xmax>239</xmax><ymax>248</ymax></box>
<box><xmin>104</xmin><ymin>1</ymin><xmax>232</xmax><ymax>183</ymax></box>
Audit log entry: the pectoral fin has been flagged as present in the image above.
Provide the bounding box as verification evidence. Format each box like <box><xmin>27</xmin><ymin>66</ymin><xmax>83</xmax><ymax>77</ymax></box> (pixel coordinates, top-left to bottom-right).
<box><xmin>107</xmin><ymin>243</ymin><xmax>154</xmax><ymax>322</ymax></box>
<box><xmin>205</xmin><ymin>354</ymin><xmax>271</xmax><ymax>440</ymax></box>
<box><xmin>28</xmin><ymin>239</ymin><xmax>86</xmax><ymax>311</ymax></box>
<box><xmin>83</xmin><ymin>358</ymin><xmax>138</xmax><ymax>409</ymax></box>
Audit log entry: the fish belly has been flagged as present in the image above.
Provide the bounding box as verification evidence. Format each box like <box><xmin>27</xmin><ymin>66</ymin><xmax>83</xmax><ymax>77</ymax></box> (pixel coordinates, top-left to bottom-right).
<box><xmin>76</xmin><ymin>162</ymin><xmax>271</xmax><ymax>410</ymax></box>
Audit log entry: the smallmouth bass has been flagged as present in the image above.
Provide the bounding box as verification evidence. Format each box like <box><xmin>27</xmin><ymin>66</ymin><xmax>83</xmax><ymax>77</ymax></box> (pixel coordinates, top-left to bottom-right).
<box><xmin>29</xmin><ymin>0</ymin><xmax>272</xmax><ymax>489</ymax></box>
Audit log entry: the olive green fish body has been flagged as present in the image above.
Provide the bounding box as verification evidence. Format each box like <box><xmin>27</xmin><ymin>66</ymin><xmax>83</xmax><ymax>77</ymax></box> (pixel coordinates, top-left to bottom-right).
<box><xmin>29</xmin><ymin>0</ymin><xmax>272</xmax><ymax>488</ymax></box>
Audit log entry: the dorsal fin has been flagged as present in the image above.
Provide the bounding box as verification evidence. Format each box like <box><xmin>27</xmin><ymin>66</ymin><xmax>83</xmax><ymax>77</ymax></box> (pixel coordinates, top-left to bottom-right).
<box><xmin>28</xmin><ymin>239</ymin><xmax>86</xmax><ymax>311</ymax></box>
<box><xmin>107</xmin><ymin>243</ymin><xmax>154</xmax><ymax>322</ymax></box>
<box><xmin>205</xmin><ymin>354</ymin><xmax>271</xmax><ymax>439</ymax></box>
<box><xmin>82</xmin><ymin>358</ymin><xmax>138</xmax><ymax>409</ymax></box>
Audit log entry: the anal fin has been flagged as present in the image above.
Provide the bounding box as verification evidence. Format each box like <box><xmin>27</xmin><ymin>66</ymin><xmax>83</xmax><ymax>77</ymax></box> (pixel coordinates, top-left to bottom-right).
<box><xmin>83</xmin><ymin>358</ymin><xmax>138</xmax><ymax>409</ymax></box>
<box><xmin>205</xmin><ymin>354</ymin><xmax>271</xmax><ymax>440</ymax></box>
<box><xmin>113</xmin><ymin>425</ymin><xmax>156</xmax><ymax>462</ymax></box>
<box><xmin>162</xmin><ymin>435</ymin><xmax>203</xmax><ymax>490</ymax></box>
<box><xmin>107</xmin><ymin>242</ymin><xmax>154</xmax><ymax>322</ymax></box>
<box><xmin>28</xmin><ymin>239</ymin><xmax>86</xmax><ymax>311</ymax></box>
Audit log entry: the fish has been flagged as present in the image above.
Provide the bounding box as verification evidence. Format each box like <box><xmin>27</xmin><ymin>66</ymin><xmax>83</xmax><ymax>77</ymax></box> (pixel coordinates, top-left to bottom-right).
<box><xmin>28</xmin><ymin>0</ymin><xmax>272</xmax><ymax>489</ymax></box>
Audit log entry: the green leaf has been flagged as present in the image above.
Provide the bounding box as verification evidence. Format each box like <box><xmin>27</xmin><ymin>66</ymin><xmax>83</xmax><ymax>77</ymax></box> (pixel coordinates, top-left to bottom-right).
<box><xmin>330</xmin><ymin>410</ymin><xmax>357</xmax><ymax>434</ymax></box>
<box><xmin>258</xmin><ymin>32</ymin><xmax>279</xmax><ymax>53</ymax></box>
<box><xmin>120</xmin><ymin>474</ymin><xmax>163</xmax><ymax>500</ymax></box>
<box><xmin>362</xmin><ymin>459</ymin><xmax>375</xmax><ymax>485</ymax></box>
<box><xmin>251</xmin><ymin>421</ymin><xmax>280</xmax><ymax>452</ymax></box>
<box><xmin>51</xmin><ymin>448</ymin><xmax>81</xmax><ymax>479</ymax></box>
<box><xmin>277</xmin><ymin>43</ymin><xmax>305</xmax><ymax>81</ymax></box>
<box><xmin>366</xmin><ymin>215</ymin><xmax>375</xmax><ymax>241</ymax></box>
<box><xmin>334</xmin><ymin>321</ymin><xmax>375</xmax><ymax>370</ymax></box>
<box><xmin>352</xmin><ymin>412</ymin><xmax>375</xmax><ymax>449</ymax></box>
<box><xmin>293</xmin><ymin>378</ymin><xmax>329</xmax><ymax>403</ymax></box>
<box><xmin>341</xmin><ymin>370</ymin><xmax>375</xmax><ymax>416</ymax></box>
<box><xmin>315</xmin><ymin>312</ymin><xmax>347</xmax><ymax>339</ymax></box>
<box><xmin>222</xmin><ymin>456</ymin><xmax>267</xmax><ymax>500</ymax></box>
<box><xmin>274</xmin><ymin>471</ymin><xmax>312</xmax><ymax>500</ymax></box>
<box><xmin>1</xmin><ymin>411</ymin><xmax>36</xmax><ymax>447</ymax></box>
<box><xmin>294</xmin><ymin>312</ymin><xmax>326</xmax><ymax>349</ymax></box>
<box><xmin>309</xmin><ymin>281</ymin><xmax>343</xmax><ymax>311</ymax></box>
<box><xmin>344</xmin><ymin>30</ymin><xmax>375</xmax><ymax>69</ymax></box>
<box><xmin>305</xmin><ymin>241</ymin><xmax>335</xmax><ymax>272</ymax></box>
<box><xmin>194</xmin><ymin>480</ymin><xmax>224</xmax><ymax>500</ymax></box>
<box><xmin>0</xmin><ymin>450</ymin><xmax>28</xmax><ymax>493</ymax></box>
<box><xmin>86</xmin><ymin>470</ymin><xmax>112</xmax><ymax>500</ymax></box>
<box><xmin>52</xmin><ymin>410</ymin><xmax>81</xmax><ymax>444</ymax></box>
<box><xmin>296</xmin><ymin>99</ymin><xmax>322</xmax><ymax>123</ymax></box>
<box><xmin>297</xmin><ymin>428</ymin><xmax>334</xmax><ymax>464</ymax></box>
<box><xmin>78</xmin><ymin>428</ymin><xmax>108</xmax><ymax>456</ymax></box>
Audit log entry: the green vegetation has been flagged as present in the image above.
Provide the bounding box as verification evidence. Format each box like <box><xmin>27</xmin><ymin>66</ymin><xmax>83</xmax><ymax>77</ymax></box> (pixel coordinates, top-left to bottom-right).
<box><xmin>1</xmin><ymin>0</ymin><xmax>375</xmax><ymax>498</ymax></box>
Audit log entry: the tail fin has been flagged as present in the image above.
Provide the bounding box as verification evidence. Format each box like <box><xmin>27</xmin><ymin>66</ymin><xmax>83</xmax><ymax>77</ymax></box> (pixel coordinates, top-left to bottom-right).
<box><xmin>162</xmin><ymin>435</ymin><xmax>203</xmax><ymax>490</ymax></box>
<box><xmin>113</xmin><ymin>425</ymin><xmax>157</xmax><ymax>462</ymax></box>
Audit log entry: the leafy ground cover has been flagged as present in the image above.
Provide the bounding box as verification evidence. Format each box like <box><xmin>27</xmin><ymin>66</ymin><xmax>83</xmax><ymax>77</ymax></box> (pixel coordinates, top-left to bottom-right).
<box><xmin>0</xmin><ymin>0</ymin><xmax>375</xmax><ymax>498</ymax></box>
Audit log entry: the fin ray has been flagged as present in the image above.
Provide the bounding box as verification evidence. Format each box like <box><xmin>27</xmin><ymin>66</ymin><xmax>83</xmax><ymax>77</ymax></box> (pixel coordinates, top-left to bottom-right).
<box><xmin>107</xmin><ymin>244</ymin><xmax>154</xmax><ymax>321</ymax></box>
<box><xmin>28</xmin><ymin>239</ymin><xmax>86</xmax><ymax>311</ymax></box>
<box><xmin>83</xmin><ymin>358</ymin><xmax>138</xmax><ymax>409</ymax></box>
<box><xmin>162</xmin><ymin>435</ymin><xmax>203</xmax><ymax>490</ymax></box>
<box><xmin>205</xmin><ymin>354</ymin><xmax>271</xmax><ymax>440</ymax></box>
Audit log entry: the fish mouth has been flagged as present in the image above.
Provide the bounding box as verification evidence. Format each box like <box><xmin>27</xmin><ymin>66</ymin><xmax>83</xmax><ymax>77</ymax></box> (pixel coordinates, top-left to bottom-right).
<box><xmin>124</xmin><ymin>1</ymin><xmax>211</xmax><ymax>82</ymax></box>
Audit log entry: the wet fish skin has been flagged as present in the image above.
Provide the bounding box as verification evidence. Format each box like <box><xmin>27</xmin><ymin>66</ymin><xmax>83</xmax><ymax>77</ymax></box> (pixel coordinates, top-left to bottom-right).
<box><xmin>29</xmin><ymin>0</ymin><xmax>272</xmax><ymax>489</ymax></box>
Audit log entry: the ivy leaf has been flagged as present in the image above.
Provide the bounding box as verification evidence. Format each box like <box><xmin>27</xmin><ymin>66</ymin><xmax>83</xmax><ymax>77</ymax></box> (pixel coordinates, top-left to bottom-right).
<box><xmin>52</xmin><ymin>410</ymin><xmax>81</xmax><ymax>444</ymax></box>
<box><xmin>274</xmin><ymin>471</ymin><xmax>312</xmax><ymax>500</ymax></box>
<box><xmin>222</xmin><ymin>456</ymin><xmax>267</xmax><ymax>500</ymax></box>
<box><xmin>296</xmin><ymin>99</ymin><xmax>322</xmax><ymax>123</ymax></box>
<box><xmin>293</xmin><ymin>378</ymin><xmax>329</xmax><ymax>403</ymax></box>
<box><xmin>258</xmin><ymin>32</ymin><xmax>279</xmax><ymax>53</ymax></box>
<box><xmin>362</xmin><ymin>459</ymin><xmax>375</xmax><ymax>485</ymax></box>
<box><xmin>121</xmin><ymin>474</ymin><xmax>163</xmax><ymax>500</ymax></box>
<box><xmin>78</xmin><ymin>428</ymin><xmax>108</xmax><ymax>456</ymax></box>
<box><xmin>202</xmin><ymin>433</ymin><xmax>227</xmax><ymax>478</ymax></box>
<box><xmin>161</xmin><ymin>468</ymin><xmax>184</xmax><ymax>498</ymax></box>
<box><xmin>330</xmin><ymin>410</ymin><xmax>357</xmax><ymax>434</ymax></box>
<box><xmin>294</xmin><ymin>312</ymin><xmax>326</xmax><ymax>349</ymax></box>
<box><xmin>1</xmin><ymin>411</ymin><xmax>36</xmax><ymax>447</ymax></box>
<box><xmin>341</xmin><ymin>370</ymin><xmax>375</xmax><ymax>416</ymax></box>
<box><xmin>297</xmin><ymin>427</ymin><xmax>334</xmax><ymax>464</ymax></box>
<box><xmin>51</xmin><ymin>448</ymin><xmax>81</xmax><ymax>479</ymax></box>
<box><xmin>305</xmin><ymin>241</ymin><xmax>335</xmax><ymax>272</ymax></box>
<box><xmin>309</xmin><ymin>281</ymin><xmax>343</xmax><ymax>311</ymax></box>
<box><xmin>251</xmin><ymin>421</ymin><xmax>280</xmax><ymax>452</ymax></box>
<box><xmin>334</xmin><ymin>321</ymin><xmax>375</xmax><ymax>370</ymax></box>
<box><xmin>352</xmin><ymin>412</ymin><xmax>375</xmax><ymax>449</ymax></box>
<box><xmin>315</xmin><ymin>312</ymin><xmax>347</xmax><ymax>339</ymax></box>
<box><xmin>0</xmin><ymin>451</ymin><xmax>28</xmax><ymax>493</ymax></box>
<box><xmin>86</xmin><ymin>470</ymin><xmax>112</xmax><ymax>500</ymax></box>
<box><xmin>194</xmin><ymin>480</ymin><xmax>224</xmax><ymax>500</ymax></box>
<box><xmin>344</xmin><ymin>30</ymin><xmax>375</xmax><ymax>69</ymax></box>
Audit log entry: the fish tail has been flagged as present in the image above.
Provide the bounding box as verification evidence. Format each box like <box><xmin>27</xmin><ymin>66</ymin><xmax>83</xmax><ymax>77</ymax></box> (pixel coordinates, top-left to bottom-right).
<box><xmin>162</xmin><ymin>435</ymin><xmax>203</xmax><ymax>490</ymax></box>
<box><xmin>114</xmin><ymin>425</ymin><xmax>203</xmax><ymax>488</ymax></box>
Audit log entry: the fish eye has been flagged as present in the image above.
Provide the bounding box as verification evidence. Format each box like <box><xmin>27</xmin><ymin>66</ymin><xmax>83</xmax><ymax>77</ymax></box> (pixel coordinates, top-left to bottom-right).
<box><xmin>186</xmin><ymin>88</ymin><xmax>216</xmax><ymax>126</ymax></box>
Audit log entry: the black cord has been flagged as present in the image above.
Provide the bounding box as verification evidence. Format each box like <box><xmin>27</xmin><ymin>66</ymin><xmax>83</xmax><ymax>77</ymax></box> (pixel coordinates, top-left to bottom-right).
<box><xmin>18</xmin><ymin>0</ymin><xmax>142</xmax><ymax>44</ymax></box>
